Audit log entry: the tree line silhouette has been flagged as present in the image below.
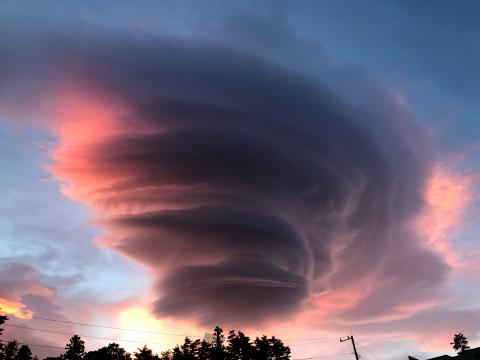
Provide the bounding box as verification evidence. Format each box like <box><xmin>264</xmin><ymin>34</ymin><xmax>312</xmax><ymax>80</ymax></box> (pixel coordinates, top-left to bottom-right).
<box><xmin>0</xmin><ymin>314</ymin><xmax>290</xmax><ymax>360</ymax></box>
<box><xmin>1</xmin><ymin>311</ymin><xmax>476</xmax><ymax>359</ymax></box>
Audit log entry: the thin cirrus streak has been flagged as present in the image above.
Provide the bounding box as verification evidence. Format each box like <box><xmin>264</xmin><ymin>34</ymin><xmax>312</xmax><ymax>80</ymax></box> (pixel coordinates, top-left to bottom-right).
<box><xmin>0</xmin><ymin>24</ymin><xmax>453</xmax><ymax>329</ymax></box>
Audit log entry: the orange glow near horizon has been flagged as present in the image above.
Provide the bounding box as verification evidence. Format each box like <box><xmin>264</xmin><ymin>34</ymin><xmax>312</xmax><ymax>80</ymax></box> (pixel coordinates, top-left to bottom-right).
<box><xmin>0</xmin><ymin>298</ymin><xmax>33</xmax><ymax>319</ymax></box>
<box><xmin>117</xmin><ymin>307</ymin><xmax>204</xmax><ymax>354</ymax></box>
<box><xmin>119</xmin><ymin>307</ymin><xmax>162</xmax><ymax>332</ymax></box>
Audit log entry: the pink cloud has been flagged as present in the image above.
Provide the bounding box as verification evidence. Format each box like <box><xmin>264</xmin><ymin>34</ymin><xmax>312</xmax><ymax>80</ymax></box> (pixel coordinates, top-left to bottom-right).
<box><xmin>1</xmin><ymin>23</ymin><xmax>479</xmax><ymax>359</ymax></box>
<box><xmin>414</xmin><ymin>163</ymin><xmax>472</xmax><ymax>268</ymax></box>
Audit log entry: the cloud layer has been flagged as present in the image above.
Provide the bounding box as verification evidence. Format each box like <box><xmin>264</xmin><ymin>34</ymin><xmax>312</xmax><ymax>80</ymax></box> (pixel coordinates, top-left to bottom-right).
<box><xmin>0</xmin><ymin>23</ymin><xmax>449</xmax><ymax>328</ymax></box>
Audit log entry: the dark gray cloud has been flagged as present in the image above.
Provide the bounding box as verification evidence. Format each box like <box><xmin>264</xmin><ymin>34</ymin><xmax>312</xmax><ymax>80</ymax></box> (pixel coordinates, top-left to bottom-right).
<box><xmin>0</xmin><ymin>262</ymin><xmax>52</xmax><ymax>301</ymax></box>
<box><xmin>154</xmin><ymin>260</ymin><xmax>308</xmax><ymax>325</ymax></box>
<box><xmin>0</xmin><ymin>20</ymin><xmax>448</xmax><ymax>327</ymax></box>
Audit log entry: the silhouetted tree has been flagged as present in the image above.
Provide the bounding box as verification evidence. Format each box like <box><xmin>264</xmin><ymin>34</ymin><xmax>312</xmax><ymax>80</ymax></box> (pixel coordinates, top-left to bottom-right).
<box><xmin>159</xmin><ymin>350</ymin><xmax>172</xmax><ymax>360</ymax></box>
<box><xmin>15</xmin><ymin>345</ymin><xmax>32</xmax><ymax>360</ymax></box>
<box><xmin>171</xmin><ymin>346</ymin><xmax>183</xmax><ymax>360</ymax></box>
<box><xmin>451</xmin><ymin>333</ymin><xmax>470</xmax><ymax>354</ymax></box>
<box><xmin>0</xmin><ymin>313</ymin><xmax>8</xmax><ymax>354</ymax></box>
<box><xmin>159</xmin><ymin>327</ymin><xmax>291</xmax><ymax>360</ymax></box>
<box><xmin>227</xmin><ymin>331</ymin><xmax>252</xmax><ymax>360</ymax></box>
<box><xmin>44</xmin><ymin>356</ymin><xmax>63</xmax><ymax>360</ymax></box>
<box><xmin>85</xmin><ymin>343</ymin><xmax>131</xmax><ymax>360</ymax></box>
<box><xmin>173</xmin><ymin>338</ymin><xmax>206</xmax><ymax>360</ymax></box>
<box><xmin>190</xmin><ymin>340</ymin><xmax>202</xmax><ymax>360</ymax></box>
<box><xmin>269</xmin><ymin>337</ymin><xmax>289</xmax><ymax>360</ymax></box>
<box><xmin>185</xmin><ymin>338</ymin><xmax>200</xmax><ymax>360</ymax></box>
<box><xmin>133</xmin><ymin>346</ymin><xmax>158</xmax><ymax>360</ymax></box>
<box><xmin>180</xmin><ymin>338</ymin><xmax>192</xmax><ymax>360</ymax></box>
<box><xmin>196</xmin><ymin>341</ymin><xmax>211</xmax><ymax>360</ymax></box>
<box><xmin>35</xmin><ymin>327</ymin><xmax>289</xmax><ymax>360</ymax></box>
<box><xmin>210</xmin><ymin>327</ymin><xmax>225</xmax><ymax>360</ymax></box>
<box><xmin>2</xmin><ymin>340</ymin><xmax>19</xmax><ymax>360</ymax></box>
<box><xmin>107</xmin><ymin>343</ymin><xmax>131</xmax><ymax>360</ymax></box>
<box><xmin>85</xmin><ymin>348</ymin><xmax>101</xmax><ymax>360</ymax></box>
<box><xmin>165</xmin><ymin>338</ymin><xmax>194</xmax><ymax>360</ymax></box>
<box><xmin>64</xmin><ymin>336</ymin><xmax>85</xmax><ymax>360</ymax></box>
<box><xmin>253</xmin><ymin>336</ymin><xmax>290</xmax><ymax>360</ymax></box>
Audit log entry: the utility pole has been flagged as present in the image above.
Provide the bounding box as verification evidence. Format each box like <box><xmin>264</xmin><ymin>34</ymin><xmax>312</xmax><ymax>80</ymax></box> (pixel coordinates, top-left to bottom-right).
<box><xmin>340</xmin><ymin>336</ymin><xmax>360</xmax><ymax>360</ymax></box>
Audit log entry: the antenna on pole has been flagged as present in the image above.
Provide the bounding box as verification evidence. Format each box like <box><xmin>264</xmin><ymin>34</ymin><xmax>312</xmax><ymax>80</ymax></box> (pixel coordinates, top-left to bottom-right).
<box><xmin>340</xmin><ymin>335</ymin><xmax>360</xmax><ymax>360</ymax></box>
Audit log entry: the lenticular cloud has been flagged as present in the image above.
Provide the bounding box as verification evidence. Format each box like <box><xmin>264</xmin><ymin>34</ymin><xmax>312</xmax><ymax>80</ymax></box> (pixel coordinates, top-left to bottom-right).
<box><xmin>0</xmin><ymin>25</ymin><xmax>448</xmax><ymax>326</ymax></box>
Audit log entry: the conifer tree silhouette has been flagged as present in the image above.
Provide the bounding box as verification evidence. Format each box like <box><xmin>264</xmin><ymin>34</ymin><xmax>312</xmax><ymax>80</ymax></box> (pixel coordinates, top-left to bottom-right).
<box><xmin>0</xmin><ymin>313</ymin><xmax>8</xmax><ymax>351</ymax></box>
<box><xmin>227</xmin><ymin>331</ymin><xmax>252</xmax><ymax>360</ymax></box>
<box><xmin>65</xmin><ymin>335</ymin><xmax>85</xmax><ymax>360</ymax></box>
<box><xmin>15</xmin><ymin>345</ymin><xmax>32</xmax><ymax>360</ymax></box>
<box><xmin>134</xmin><ymin>345</ymin><xmax>158</xmax><ymax>360</ymax></box>
<box><xmin>85</xmin><ymin>343</ymin><xmax>131</xmax><ymax>360</ymax></box>
<box><xmin>2</xmin><ymin>340</ymin><xmax>19</xmax><ymax>360</ymax></box>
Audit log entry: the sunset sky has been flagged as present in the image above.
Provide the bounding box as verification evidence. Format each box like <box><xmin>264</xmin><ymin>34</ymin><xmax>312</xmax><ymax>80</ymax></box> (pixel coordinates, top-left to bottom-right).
<box><xmin>1</xmin><ymin>1</ymin><xmax>480</xmax><ymax>360</ymax></box>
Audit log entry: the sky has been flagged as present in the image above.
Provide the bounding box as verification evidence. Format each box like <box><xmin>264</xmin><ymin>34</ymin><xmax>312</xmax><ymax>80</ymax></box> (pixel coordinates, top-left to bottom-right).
<box><xmin>0</xmin><ymin>1</ymin><xmax>479</xmax><ymax>360</ymax></box>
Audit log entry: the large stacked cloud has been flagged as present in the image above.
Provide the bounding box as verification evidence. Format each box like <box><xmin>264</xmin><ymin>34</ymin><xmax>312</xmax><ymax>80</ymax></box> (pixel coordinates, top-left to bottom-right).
<box><xmin>0</xmin><ymin>23</ymin><xmax>448</xmax><ymax>327</ymax></box>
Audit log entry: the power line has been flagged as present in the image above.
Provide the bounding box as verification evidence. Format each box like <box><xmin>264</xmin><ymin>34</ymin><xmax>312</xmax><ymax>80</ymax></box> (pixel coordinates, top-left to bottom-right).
<box><xmin>4</xmin><ymin>324</ymin><xmax>178</xmax><ymax>346</ymax></box>
<box><xmin>356</xmin><ymin>343</ymin><xmax>381</xmax><ymax>360</ymax></box>
<box><xmin>340</xmin><ymin>336</ymin><xmax>359</xmax><ymax>360</ymax></box>
<box><xmin>6</xmin><ymin>315</ymin><xmax>357</xmax><ymax>360</ymax></box>
<box><xmin>292</xmin><ymin>352</ymin><xmax>354</xmax><ymax>360</ymax></box>
<box><xmin>357</xmin><ymin>352</ymin><xmax>371</xmax><ymax>360</ymax></box>
<box><xmin>30</xmin><ymin>315</ymin><xmax>337</xmax><ymax>344</ymax></box>
<box><xmin>286</xmin><ymin>337</ymin><xmax>338</xmax><ymax>342</ymax></box>
<box><xmin>30</xmin><ymin>316</ymin><xmax>200</xmax><ymax>338</ymax></box>
<box><xmin>6</xmin><ymin>337</ymin><xmax>351</xmax><ymax>360</ymax></box>
<box><xmin>8</xmin><ymin>322</ymin><xmax>335</xmax><ymax>348</ymax></box>
<box><xmin>4</xmin><ymin>339</ymin><xmax>65</xmax><ymax>350</ymax></box>
<box><xmin>5</xmin><ymin>323</ymin><xmax>353</xmax><ymax>360</ymax></box>
<box><xmin>290</xmin><ymin>339</ymin><xmax>338</xmax><ymax>347</ymax></box>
